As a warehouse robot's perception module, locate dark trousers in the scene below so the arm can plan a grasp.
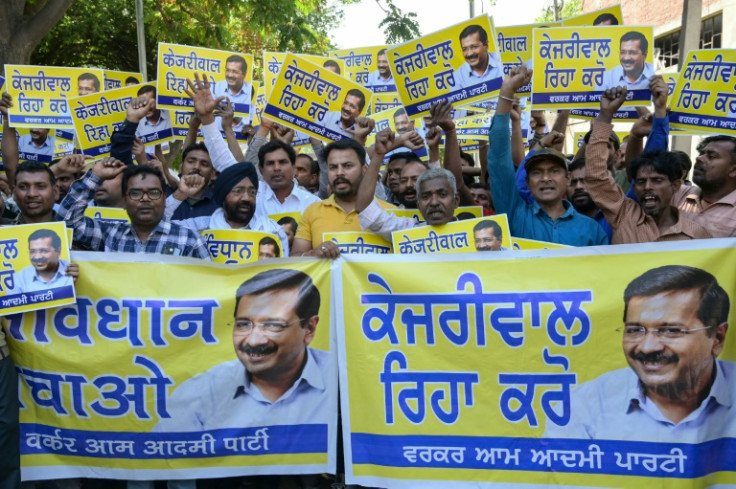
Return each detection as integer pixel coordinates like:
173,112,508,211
0,355,20,489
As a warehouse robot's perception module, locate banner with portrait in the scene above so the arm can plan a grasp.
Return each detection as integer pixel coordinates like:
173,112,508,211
329,46,391,91
201,229,284,263
156,43,254,119
263,53,372,143
0,222,75,315
264,53,345,98
531,26,655,110
323,232,392,255
10,252,337,481
4,66,105,128
104,71,143,91
364,107,429,163
387,14,503,119
669,49,736,135
391,215,511,254
336,238,736,488
70,84,140,158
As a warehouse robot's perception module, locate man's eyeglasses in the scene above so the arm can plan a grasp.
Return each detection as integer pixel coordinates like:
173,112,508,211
617,325,711,341
229,186,257,198
232,318,303,334
127,189,163,201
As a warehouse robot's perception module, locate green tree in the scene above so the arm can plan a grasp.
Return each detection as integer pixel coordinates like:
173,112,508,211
376,0,421,44
535,0,582,23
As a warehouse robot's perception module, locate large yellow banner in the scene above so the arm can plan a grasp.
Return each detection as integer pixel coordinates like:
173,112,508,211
9,253,336,480
336,239,736,488
669,49,736,135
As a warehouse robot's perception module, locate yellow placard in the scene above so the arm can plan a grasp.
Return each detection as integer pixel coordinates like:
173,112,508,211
569,107,643,122
371,92,403,114
0,222,75,315
454,112,494,140
573,130,629,149
14,128,56,163
201,229,283,263
70,84,139,158
329,46,390,90
263,53,372,143
511,237,571,250
562,5,624,26
250,81,263,127
323,231,392,254
496,22,560,96
83,206,131,224
4,65,105,128
104,70,143,91
9,255,336,478
662,72,679,97
364,107,428,160
387,14,503,119
156,42,254,118
531,26,655,109
338,239,736,487
669,49,736,135
392,215,511,254
263,52,345,98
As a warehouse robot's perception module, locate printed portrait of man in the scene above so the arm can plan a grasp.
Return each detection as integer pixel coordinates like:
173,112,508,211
257,236,280,260
320,89,366,139
597,31,654,91
77,72,101,96
452,24,504,90
8,229,73,295
545,265,735,442
211,54,253,111
473,220,504,251
155,269,330,432
366,48,396,92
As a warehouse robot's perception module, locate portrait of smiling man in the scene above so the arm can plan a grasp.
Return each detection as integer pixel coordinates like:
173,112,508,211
597,30,654,91
320,89,366,139
155,268,330,431
452,24,504,90
545,265,735,442
8,228,76,295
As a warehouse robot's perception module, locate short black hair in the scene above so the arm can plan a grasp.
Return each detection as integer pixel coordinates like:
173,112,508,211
459,151,475,167
393,107,407,120
182,142,209,161
697,135,736,165
28,228,62,251
473,219,502,238
670,150,692,178
593,13,619,25
630,150,681,183
459,24,488,44
568,158,586,172
323,59,341,74
16,161,55,185
296,154,319,175
122,165,166,195
258,236,280,257
620,31,648,54
377,48,387,57
137,85,156,97
623,265,729,335
125,76,140,85
226,54,247,73
388,151,421,165
345,88,366,112
469,182,489,191
234,269,320,321
277,216,298,234
258,139,296,168
78,72,100,91
324,138,366,166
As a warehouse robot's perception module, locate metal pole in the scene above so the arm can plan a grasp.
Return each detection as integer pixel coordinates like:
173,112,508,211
469,0,475,18
135,0,148,81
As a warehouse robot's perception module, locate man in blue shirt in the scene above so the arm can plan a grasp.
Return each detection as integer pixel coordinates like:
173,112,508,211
487,65,608,246
211,54,252,115
453,24,504,90
366,49,396,92
598,31,654,91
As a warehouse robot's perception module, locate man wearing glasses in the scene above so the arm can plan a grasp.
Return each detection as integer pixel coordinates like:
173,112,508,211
597,31,654,91
58,158,210,259
545,265,734,442
155,268,330,431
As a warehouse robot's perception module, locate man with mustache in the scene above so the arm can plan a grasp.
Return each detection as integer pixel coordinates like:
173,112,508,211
473,219,504,251
155,268,329,431
134,85,172,144
167,142,219,220
7,228,75,295
320,89,366,139
597,31,654,91
545,265,734,442
366,48,396,92
453,24,504,91
566,158,612,242
211,54,252,114
585,84,711,243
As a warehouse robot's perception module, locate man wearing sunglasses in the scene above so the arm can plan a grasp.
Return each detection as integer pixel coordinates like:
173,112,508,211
58,157,210,260
545,265,734,442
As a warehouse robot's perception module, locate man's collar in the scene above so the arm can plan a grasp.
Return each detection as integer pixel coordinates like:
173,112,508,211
235,348,325,402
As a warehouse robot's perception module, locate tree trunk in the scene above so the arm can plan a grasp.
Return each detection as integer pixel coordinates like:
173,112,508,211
0,0,74,68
